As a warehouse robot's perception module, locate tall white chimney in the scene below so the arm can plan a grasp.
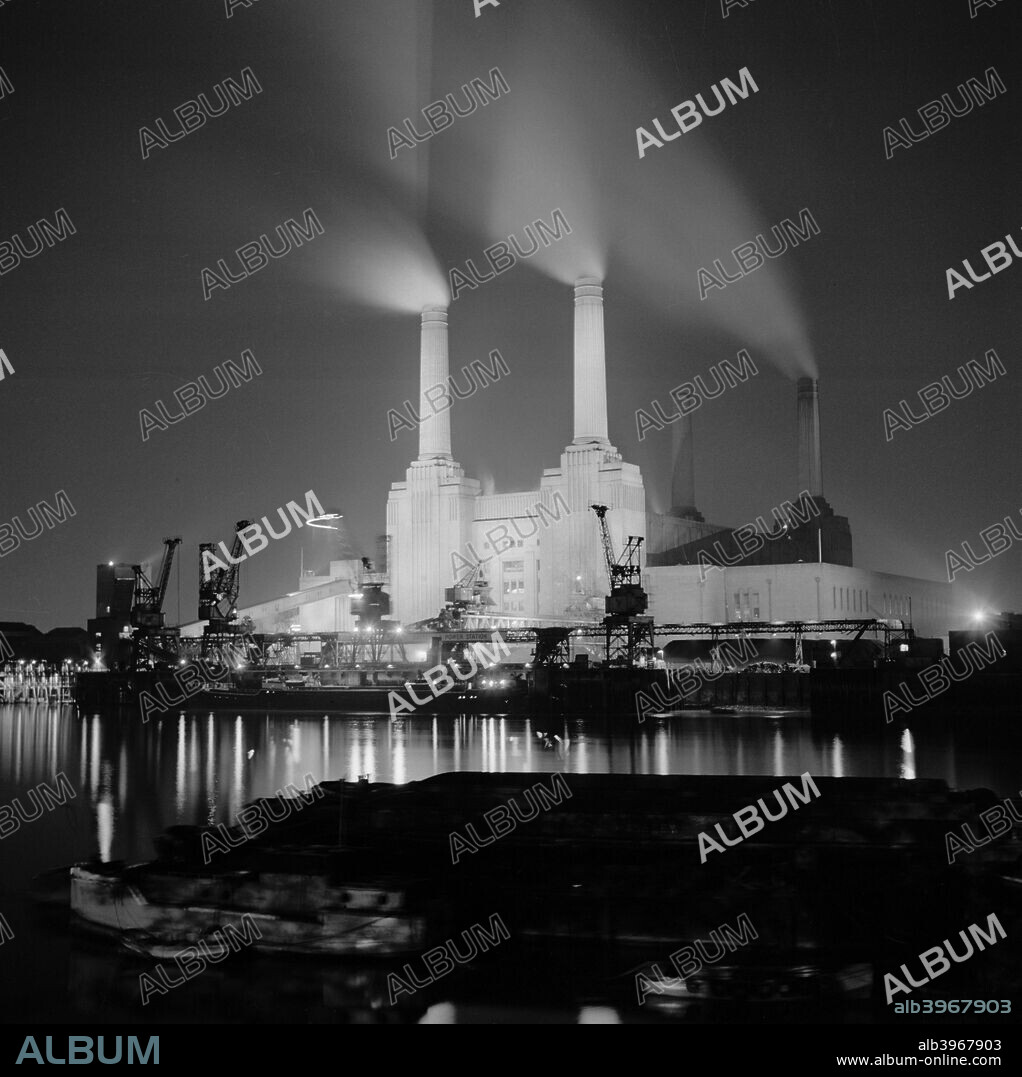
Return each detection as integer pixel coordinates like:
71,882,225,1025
418,305,451,460
573,277,609,445
797,377,823,497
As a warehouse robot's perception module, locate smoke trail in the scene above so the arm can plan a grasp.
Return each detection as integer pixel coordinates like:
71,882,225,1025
328,197,449,313
281,0,816,375
477,470,496,497
285,0,448,312
430,0,818,378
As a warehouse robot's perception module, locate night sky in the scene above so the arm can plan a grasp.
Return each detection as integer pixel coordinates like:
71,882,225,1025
0,0,1018,630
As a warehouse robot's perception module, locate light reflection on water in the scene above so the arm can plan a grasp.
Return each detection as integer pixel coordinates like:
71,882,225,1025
900,728,917,780
0,704,1013,876
0,704,1013,1025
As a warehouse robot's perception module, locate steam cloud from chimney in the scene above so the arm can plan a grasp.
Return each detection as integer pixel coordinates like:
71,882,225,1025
670,414,700,519
294,1,819,372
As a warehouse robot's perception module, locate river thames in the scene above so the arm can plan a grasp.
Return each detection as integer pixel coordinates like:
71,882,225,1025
0,705,1015,1024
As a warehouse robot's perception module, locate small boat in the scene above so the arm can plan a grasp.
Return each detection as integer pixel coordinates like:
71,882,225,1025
633,960,872,1012
71,860,428,957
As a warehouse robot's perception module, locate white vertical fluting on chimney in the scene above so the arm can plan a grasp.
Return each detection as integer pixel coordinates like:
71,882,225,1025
797,377,823,497
572,277,609,445
670,413,698,517
418,305,451,460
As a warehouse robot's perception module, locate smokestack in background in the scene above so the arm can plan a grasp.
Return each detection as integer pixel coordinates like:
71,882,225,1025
797,377,824,498
573,277,609,445
418,305,451,460
670,413,702,520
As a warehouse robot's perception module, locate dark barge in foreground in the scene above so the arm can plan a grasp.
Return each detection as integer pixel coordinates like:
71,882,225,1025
62,771,1022,1011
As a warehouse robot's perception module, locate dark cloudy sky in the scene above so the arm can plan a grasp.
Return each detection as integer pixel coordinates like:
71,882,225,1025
0,0,1018,630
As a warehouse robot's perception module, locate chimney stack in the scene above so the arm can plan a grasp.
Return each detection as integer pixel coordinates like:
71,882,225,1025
418,305,451,461
572,277,609,445
670,414,702,519
796,377,824,497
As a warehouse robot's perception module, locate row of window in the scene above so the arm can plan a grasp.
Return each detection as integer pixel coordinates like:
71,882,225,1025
833,586,869,613
830,587,915,618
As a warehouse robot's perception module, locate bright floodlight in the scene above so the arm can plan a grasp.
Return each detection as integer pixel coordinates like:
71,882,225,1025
972,610,985,623
306,510,344,530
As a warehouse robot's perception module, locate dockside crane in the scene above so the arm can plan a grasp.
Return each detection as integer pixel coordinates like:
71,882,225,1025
591,504,654,666
343,555,408,666
351,556,392,630
129,537,182,669
437,560,496,636
132,538,182,630
199,521,251,647
445,560,495,612
592,505,647,616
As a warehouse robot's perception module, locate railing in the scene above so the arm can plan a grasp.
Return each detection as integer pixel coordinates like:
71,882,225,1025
0,664,77,703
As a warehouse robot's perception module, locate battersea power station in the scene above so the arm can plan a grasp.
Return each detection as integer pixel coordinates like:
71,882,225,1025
379,278,960,641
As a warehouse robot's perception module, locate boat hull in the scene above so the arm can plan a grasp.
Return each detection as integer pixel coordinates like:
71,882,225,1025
194,685,526,713
70,864,427,957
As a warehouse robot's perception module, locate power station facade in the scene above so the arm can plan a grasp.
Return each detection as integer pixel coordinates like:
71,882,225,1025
384,278,962,641
387,279,651,627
